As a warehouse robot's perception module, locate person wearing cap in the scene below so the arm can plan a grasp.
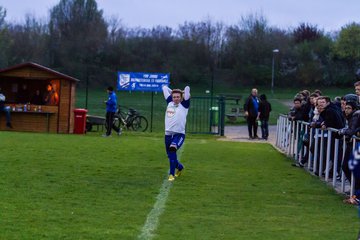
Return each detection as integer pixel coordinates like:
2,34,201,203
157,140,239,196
162,85,190,181
338,101,360,204
103,86,121,137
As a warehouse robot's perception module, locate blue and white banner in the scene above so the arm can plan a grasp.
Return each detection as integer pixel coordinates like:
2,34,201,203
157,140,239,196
117,72,169,92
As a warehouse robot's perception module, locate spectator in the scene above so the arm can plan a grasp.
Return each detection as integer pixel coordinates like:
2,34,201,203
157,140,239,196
31,89,44,105
244,88,260,139
316,96,345,177
355,81,360,103
44,83,59,105
340,96,346,113
333,96,342,110
289,97,309,167
17,83,30,104
314,89,322,96
0,87,13,128
300,92,320,166
258,94,272,140
317,96,345,130
308,93,319,121
301,90,312,119
338,101,360,204
288,97,308,122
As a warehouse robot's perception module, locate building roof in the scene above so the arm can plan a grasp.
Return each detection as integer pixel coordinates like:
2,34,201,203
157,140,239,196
0,62,80,82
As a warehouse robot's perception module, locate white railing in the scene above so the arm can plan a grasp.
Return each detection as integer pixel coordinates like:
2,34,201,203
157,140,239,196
276,114,360,196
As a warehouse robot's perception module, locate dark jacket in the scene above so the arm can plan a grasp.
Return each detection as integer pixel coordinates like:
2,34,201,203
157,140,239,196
289,105,309,122
244,95,259,118
343,110,360,137
320,102,345,129
259,100,272,120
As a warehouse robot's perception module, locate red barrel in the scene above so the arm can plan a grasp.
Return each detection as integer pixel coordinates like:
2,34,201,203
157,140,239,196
73,109,88,134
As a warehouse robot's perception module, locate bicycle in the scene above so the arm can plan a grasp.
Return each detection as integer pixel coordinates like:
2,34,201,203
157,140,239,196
106,105,148,132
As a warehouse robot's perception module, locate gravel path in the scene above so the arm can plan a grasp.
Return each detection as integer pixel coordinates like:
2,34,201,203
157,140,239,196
220,125,277,145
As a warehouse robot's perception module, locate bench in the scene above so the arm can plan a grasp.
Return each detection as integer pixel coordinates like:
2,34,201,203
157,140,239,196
86,115,105,132
226,107,246,123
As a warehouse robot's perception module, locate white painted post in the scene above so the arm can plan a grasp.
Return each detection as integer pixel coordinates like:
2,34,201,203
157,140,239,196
319,130,325,178
308,127,313,171
333,138,339,187
325,130,332,181
313,129,319,174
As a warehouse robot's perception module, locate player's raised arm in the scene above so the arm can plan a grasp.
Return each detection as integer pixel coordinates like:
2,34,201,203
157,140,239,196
162,85,172,100
183,86,190,100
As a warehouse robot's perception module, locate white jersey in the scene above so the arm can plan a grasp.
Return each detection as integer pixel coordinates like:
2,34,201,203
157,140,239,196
163,86,190,135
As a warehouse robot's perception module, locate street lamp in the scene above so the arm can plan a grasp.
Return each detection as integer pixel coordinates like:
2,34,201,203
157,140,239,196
271,49,279,95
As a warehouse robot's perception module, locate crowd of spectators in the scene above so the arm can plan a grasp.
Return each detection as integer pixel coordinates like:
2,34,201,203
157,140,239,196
287,81,360,205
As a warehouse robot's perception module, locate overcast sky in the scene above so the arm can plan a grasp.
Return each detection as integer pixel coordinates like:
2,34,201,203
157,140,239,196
1,0,360,32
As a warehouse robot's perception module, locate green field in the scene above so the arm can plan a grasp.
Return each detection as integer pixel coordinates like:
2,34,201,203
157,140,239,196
0,131,359,239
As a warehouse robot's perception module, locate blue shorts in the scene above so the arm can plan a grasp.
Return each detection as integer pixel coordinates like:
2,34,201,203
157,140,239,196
165,133,185,151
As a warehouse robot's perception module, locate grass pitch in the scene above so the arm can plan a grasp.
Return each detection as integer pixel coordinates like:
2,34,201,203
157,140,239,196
0,132,359,239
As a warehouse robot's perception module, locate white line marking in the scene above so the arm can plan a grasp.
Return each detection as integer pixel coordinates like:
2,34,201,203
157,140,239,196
137,147,184,240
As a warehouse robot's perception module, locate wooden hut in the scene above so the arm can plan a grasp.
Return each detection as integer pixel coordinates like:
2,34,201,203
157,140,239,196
0,62,79,133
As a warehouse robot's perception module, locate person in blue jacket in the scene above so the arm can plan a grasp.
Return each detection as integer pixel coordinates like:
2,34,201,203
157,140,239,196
104,86,121,137
244,88,260,139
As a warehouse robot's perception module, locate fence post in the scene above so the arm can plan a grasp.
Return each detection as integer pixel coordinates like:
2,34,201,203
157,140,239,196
351,139,356,196
333,138,339,187
319,130,325,178
308,127,313,171
275,118,281,146
341,137,346,192
219,96,225,136
325,130,332,181
313,129,319,174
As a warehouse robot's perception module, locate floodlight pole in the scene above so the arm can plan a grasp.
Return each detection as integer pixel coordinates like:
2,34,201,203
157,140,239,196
271,49,279,95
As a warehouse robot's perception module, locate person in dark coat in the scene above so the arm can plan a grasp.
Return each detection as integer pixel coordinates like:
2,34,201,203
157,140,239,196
288,97,308,122
258,94,272,140
244,88,260,139
318,96,345,130
316,96,345,177
338,101,360,204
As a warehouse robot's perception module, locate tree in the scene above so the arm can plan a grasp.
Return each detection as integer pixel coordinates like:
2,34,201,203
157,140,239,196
7,14,49,65
334,22,360,73
223,13,281,86
175,19,225,85
293,23,322,43
0,6,9,67
49,0,108,84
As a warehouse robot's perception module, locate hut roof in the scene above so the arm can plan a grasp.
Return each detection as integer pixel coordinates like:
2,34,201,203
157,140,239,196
0,62,80,82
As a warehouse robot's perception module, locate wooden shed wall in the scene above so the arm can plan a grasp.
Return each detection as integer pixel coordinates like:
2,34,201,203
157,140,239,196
0,64,77,134
0,105,58,133
58,80,68,133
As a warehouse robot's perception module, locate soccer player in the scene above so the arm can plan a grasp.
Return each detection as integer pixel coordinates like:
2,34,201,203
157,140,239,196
162,85,190,181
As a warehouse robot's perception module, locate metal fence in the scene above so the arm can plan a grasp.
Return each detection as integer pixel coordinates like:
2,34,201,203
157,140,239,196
276,114,360,196
187,96,225,135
